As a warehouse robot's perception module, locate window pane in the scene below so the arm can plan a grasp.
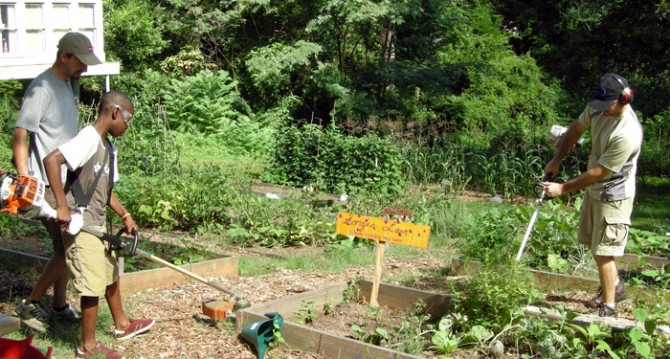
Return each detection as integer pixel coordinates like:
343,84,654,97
78,4,95,28
25,30,44,54
53,4,70,30
2,4,16,28
1,5,15,53
25,4,43,29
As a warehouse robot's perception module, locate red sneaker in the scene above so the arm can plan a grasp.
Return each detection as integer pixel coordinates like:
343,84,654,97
75,341,124,359
114,318,155,341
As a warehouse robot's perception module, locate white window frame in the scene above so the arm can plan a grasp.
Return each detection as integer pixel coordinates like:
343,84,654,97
0,1,103,63
0,0,118,80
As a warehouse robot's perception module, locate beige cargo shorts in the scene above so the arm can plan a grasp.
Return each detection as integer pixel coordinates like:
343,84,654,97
578,192,634,257
63,225,119,297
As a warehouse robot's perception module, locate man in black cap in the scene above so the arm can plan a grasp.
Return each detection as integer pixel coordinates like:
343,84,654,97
541,74,643,317
12,32,102,332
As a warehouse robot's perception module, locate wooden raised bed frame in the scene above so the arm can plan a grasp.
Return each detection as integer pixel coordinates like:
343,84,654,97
236,279,445,359
0,247,238,294
236,276,669,359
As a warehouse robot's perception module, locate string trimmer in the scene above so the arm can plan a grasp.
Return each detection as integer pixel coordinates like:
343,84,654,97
515,177,552,262
88,226,250,313
1,172,250,315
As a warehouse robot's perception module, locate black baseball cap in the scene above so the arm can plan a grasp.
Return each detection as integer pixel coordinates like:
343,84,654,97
588,73,629,111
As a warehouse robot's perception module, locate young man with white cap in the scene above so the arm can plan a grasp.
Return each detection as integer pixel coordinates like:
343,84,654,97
12,32,102,332
542,73,643,317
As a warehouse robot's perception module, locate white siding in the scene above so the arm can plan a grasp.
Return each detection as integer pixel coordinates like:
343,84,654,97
0,0,119,79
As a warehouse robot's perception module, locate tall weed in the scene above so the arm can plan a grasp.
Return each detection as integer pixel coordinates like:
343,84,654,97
399,135,584,199
161,69,251,134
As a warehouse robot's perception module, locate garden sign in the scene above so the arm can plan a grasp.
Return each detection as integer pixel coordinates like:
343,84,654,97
335,211,431,305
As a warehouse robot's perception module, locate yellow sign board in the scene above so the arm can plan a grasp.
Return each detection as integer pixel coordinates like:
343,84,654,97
335,212,430,248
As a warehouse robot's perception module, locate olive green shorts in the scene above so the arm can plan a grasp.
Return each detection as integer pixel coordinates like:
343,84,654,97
63,225,119,297
578,193,633,257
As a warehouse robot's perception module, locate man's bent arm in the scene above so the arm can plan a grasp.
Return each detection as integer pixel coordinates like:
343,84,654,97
12,128,30,176
543,164,611,198
545,121,587,178
43,150,70,223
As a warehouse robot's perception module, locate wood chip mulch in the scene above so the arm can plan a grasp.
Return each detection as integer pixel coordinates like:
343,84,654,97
115,267,375,358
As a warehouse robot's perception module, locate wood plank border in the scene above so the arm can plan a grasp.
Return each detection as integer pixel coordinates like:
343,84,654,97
0,247,238,294
621,253,669,268
236,281,423,359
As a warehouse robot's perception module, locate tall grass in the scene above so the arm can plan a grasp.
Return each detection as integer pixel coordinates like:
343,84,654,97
399,136,576,198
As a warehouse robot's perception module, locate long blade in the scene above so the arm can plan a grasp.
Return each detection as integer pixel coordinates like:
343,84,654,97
515,193,544,261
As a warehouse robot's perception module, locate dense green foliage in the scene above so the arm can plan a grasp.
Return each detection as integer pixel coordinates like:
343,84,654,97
2,3,670,357
0,80,22,169
2,0,670,217
6,0,670,191
161,70,251,134
263,124,405,194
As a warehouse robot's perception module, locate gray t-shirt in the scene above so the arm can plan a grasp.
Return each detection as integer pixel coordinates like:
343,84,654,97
15,69,79,185
577,105,643,201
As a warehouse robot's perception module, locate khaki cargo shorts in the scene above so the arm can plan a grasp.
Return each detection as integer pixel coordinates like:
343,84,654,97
63,225,119,297
578,193,633,257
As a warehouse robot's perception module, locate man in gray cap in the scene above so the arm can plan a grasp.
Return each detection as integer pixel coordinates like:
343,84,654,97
542,73,643,317
12,32,102,332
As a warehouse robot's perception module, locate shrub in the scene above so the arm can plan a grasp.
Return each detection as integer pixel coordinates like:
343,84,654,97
264,124,405,195
639,111,670,178
161,69,251,134
115,169,235,233
0,80,22,168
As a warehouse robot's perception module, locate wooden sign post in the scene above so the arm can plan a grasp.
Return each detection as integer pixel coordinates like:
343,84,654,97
335,210,430,306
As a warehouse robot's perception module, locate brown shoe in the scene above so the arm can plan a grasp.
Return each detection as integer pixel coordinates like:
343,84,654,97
75,341,124,359
585,281,627,309
591,303,617,318
114,318,155,341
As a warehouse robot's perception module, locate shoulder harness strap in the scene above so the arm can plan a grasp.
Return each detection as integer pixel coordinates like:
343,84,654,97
69,139,115,208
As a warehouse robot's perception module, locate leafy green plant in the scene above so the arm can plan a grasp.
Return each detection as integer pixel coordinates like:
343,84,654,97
629,265,670,291
566,322,618,358
161,69,251,135
627,228,670,258
268,321,286,349
293,300,318,325
263,123,405,195
458,206,521,264
623,308,670,358
348,300,430,354
341,281,360,305
323,302,333,316
451,266,542,332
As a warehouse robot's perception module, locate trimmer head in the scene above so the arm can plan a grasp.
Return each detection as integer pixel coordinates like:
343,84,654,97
202,297,251,320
